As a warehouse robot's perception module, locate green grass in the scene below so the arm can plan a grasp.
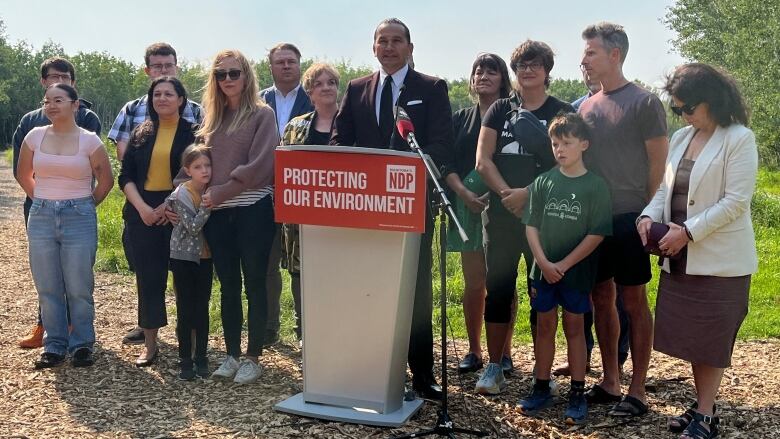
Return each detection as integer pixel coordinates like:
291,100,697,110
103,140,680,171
13,143,774,344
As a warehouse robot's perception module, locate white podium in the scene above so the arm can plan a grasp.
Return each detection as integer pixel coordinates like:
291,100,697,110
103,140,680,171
273,146,427,427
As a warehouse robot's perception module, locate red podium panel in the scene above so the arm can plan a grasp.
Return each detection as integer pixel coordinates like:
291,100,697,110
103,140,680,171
275,146,426,232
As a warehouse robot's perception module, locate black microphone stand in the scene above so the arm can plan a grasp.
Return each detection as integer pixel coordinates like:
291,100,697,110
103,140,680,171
392,131,488,439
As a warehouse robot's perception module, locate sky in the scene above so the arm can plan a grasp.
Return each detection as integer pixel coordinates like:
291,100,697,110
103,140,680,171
1,0,686,87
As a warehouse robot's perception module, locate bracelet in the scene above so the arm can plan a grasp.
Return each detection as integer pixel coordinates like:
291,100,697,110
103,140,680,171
683,225,693,241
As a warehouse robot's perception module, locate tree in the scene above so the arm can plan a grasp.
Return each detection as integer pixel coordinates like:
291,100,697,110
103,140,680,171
665,0,780,165
548,78,587,103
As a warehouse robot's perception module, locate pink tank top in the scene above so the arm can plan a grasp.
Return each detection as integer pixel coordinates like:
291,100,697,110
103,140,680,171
24,126,102,200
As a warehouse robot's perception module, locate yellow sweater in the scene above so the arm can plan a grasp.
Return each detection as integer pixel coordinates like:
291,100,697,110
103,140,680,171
145,118,178,191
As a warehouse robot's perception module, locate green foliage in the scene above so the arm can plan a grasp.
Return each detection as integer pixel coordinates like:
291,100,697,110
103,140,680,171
665,0,780,166
447,78,472,112
548,78,587,103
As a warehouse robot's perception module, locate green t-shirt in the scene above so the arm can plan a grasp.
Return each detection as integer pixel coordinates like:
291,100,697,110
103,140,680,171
523,168,612,292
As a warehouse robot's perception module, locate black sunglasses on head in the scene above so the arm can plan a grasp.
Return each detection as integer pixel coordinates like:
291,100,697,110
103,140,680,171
670,102,698,116
215,69,242,81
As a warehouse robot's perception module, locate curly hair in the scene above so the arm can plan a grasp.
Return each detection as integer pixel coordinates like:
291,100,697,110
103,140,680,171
664,63,749,127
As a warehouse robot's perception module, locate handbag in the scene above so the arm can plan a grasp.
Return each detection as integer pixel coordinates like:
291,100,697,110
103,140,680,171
644,222,682,260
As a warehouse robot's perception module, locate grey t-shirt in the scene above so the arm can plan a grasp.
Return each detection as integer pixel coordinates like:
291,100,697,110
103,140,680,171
579,82,667,214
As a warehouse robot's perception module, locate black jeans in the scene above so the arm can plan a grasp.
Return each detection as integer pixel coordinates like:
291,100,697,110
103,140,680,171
484,213,533,324
204,197,275,358
171,259,213,362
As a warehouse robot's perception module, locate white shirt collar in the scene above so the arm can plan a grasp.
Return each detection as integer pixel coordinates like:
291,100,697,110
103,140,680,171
273,83,301,98
378,64,409,88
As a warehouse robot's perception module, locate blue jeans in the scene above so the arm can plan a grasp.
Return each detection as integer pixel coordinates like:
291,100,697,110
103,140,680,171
27,197,97,356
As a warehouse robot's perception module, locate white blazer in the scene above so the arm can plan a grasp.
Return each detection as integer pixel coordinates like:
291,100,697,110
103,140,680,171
641,124,758,276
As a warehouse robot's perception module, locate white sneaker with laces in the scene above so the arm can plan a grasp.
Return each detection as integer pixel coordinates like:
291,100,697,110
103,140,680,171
233,359,262,385
211,356,240,380
475,363,507,395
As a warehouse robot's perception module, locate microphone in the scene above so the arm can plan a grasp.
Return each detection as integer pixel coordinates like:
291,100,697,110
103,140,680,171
389,84,406,148
395,106,415,140
395,107,441,180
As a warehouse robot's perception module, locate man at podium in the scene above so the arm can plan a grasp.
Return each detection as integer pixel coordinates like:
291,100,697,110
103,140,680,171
331,17,454,400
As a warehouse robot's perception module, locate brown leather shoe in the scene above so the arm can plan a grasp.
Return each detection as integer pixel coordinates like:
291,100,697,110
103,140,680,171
19,324,44,349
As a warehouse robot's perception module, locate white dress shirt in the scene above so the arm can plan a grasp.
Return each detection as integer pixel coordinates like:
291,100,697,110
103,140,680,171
375,64,409,124
274,84,301,137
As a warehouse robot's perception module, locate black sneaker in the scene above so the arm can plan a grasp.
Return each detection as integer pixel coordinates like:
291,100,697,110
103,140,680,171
194,358,209,379
179,360,196,381
71,348,94,368
122,327,145,345
262,330,279,348
34,352,65,369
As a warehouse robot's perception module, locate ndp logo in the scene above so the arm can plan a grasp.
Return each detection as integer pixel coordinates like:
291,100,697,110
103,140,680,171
386,165,416,193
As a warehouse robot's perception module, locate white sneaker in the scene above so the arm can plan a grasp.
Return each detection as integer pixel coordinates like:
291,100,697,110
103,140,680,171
233,359,262,385
211,356,240,381
475,363,507,395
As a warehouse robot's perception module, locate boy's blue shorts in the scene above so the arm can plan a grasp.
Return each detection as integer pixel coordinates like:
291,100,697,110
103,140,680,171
530,279,591,314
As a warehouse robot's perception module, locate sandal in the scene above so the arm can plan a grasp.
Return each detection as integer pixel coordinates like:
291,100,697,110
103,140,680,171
584,384,622,405
669,402,717,433
608,395,649,417
680,410,719,439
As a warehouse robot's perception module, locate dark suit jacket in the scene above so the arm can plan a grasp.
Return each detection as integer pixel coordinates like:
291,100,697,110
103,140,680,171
259,85,314,131
118,118,196,221
331,68,455,176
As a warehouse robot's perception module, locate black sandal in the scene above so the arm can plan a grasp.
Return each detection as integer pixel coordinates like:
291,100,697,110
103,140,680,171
669,402,717,433
608,395,649,417
584,384,622,405
680,410,719,439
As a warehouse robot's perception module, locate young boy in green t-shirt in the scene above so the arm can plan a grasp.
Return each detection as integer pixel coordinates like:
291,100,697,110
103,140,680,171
519,113,612,425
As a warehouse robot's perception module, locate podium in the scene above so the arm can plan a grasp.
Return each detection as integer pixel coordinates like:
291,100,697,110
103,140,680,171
273,146,427,427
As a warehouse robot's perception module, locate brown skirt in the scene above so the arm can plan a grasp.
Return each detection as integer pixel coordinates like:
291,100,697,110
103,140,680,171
654,270,750,368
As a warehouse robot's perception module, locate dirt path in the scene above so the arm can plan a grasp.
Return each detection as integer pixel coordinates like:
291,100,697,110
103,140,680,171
0,155,778,438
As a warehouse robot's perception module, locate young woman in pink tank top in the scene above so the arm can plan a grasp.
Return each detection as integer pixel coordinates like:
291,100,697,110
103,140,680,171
15,83,113,369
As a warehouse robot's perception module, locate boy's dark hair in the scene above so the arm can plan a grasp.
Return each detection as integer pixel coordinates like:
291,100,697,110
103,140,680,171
144,42,177,66
181,143,211,169
40,57,76,81
548,113,591,143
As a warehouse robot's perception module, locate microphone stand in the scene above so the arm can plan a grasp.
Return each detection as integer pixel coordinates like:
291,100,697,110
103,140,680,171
393,132,487,439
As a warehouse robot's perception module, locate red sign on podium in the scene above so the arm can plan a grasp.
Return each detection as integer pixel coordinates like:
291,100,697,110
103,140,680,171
274,146,427,232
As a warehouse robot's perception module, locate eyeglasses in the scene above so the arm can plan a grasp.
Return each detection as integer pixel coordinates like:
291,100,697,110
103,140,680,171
516,62,544,72
215,69,242,82
40,98,75,107
148,63,176,72
670,102,699,116
44,73,72,81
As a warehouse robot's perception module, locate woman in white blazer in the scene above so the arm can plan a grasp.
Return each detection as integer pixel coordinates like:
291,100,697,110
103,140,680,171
637,63,757,439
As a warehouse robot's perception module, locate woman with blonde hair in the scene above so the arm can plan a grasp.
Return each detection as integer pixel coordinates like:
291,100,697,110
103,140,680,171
190,49,279,384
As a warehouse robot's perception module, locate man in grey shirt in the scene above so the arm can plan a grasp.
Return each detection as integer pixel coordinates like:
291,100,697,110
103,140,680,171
578,22,668,417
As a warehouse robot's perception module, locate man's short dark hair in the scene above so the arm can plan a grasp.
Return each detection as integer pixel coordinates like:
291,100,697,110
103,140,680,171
144,42,177,67
40,57,75,82
267,43,302,64
582,22,629,63
548,113,591,143
509,40,555,87
374,18,411,43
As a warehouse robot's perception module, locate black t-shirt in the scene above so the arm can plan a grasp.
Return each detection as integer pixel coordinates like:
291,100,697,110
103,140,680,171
308,128,331,146
452,105,481,179
482,94,572,219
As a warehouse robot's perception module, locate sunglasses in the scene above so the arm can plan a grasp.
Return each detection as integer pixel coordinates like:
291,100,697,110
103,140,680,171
215,69,242,82
670,102,699,116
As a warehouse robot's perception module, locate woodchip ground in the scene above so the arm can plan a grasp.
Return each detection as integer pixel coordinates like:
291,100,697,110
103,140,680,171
0,158,778,438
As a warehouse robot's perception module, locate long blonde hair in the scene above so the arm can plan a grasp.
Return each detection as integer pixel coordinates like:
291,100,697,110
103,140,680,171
197,49,263,138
